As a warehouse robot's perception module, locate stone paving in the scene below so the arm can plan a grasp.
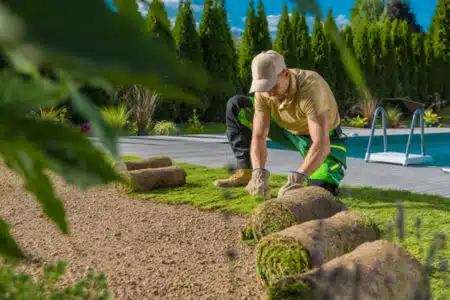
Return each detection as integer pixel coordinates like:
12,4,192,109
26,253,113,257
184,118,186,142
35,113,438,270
105,127,450,198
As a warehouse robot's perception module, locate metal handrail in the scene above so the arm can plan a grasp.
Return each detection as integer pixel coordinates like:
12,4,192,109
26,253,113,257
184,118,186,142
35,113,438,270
365,106,388,162
404,108,425,166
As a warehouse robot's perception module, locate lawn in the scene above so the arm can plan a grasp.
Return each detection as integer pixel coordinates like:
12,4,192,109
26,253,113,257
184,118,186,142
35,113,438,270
124,156,449,298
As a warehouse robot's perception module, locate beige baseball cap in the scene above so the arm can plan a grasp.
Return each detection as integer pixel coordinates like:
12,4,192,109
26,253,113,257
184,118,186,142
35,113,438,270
249,50,286,94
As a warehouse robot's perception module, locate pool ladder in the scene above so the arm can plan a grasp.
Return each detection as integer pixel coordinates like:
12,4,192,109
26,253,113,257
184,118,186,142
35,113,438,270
365,106,433,166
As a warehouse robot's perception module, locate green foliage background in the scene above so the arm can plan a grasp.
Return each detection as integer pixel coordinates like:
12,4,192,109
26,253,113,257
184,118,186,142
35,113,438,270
148,0,450,122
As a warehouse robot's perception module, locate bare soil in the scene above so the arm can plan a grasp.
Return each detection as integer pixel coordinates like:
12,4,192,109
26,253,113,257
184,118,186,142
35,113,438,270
0,165,266,299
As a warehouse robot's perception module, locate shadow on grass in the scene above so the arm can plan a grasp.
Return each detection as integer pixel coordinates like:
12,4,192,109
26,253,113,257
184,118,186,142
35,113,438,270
137,182,204,195
344,186,450,212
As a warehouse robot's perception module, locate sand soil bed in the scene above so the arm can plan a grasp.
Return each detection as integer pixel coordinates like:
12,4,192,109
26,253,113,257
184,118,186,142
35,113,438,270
0,165,265,299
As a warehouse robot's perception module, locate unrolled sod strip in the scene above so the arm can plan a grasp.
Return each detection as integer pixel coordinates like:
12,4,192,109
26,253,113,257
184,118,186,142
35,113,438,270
241,186,346,243
129,165,187,192
124,156,172,171
256,211,380,286
268,239,430,300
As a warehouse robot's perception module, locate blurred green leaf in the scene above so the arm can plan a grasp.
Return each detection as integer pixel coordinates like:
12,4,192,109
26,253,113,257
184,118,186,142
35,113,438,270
1,0,210,102
0,138,68,235
0,69,70,111
0,218,24,258
113,0,145,28
295,0,322,19
328,25,370,99
3,45,40,78
11,118,123,188
295,0,370,100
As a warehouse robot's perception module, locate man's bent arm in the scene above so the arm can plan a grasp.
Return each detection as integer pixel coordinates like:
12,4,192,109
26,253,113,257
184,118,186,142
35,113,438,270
297,113,330,175
250,110,270,169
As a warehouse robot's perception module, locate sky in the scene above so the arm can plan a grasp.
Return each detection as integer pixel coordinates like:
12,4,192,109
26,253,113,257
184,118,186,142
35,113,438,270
108,0,439,38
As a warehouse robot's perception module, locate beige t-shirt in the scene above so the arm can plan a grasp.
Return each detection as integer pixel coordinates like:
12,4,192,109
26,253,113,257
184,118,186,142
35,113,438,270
254,68,340,135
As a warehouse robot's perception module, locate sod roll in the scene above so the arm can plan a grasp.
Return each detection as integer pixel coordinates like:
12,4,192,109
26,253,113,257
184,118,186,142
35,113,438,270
125,156,172,171
241,186,346,243
269,240,430,300
256,211,380,286
129,165,186,192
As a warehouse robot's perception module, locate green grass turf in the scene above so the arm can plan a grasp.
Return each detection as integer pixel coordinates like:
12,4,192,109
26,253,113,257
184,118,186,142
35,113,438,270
123,156,449,298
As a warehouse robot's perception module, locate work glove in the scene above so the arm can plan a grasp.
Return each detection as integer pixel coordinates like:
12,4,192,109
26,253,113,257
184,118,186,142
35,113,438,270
277,171,308,197
245,168,271,198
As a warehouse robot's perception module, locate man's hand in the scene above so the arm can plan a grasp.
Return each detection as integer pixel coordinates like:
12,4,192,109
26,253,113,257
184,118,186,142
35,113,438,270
278,171,307,197
245,168,271,198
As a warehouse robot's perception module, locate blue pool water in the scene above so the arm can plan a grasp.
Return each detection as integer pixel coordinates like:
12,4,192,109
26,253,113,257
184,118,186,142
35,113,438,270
266,132,450,167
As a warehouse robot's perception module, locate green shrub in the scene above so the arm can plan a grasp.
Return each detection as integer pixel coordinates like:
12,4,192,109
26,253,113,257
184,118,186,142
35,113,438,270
151,121,178,135
186,109,204,134
100,104,131,131
28,107,68,124
0,261,111,299
385,105,403,128
344,115,368,128
424,110,442,127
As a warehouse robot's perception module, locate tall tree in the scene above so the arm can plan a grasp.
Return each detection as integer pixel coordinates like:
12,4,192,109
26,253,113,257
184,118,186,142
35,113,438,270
394,20,412,97
273,3,295,66
368,22,386,99
323,9,339,94
424,32,435,102
311,14,329,76
380,19,399,98
218,0,239,96
411,32,428,101
146,0,175,50
341,25,358,112
146,0,177,120
353,18,372,99
255,0,272,53
350,0,388,29
173,0,202,65
387,0,422,33
430,0,450,101
198,0,237,121
238,0,258,93
290,9,311,69
172,0,203,121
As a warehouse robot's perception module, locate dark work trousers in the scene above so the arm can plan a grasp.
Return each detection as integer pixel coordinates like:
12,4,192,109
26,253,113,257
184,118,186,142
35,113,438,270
226,95,253,169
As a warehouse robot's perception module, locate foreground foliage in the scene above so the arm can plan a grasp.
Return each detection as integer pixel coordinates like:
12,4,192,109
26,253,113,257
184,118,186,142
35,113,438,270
0,0,212,259
0,261,111,299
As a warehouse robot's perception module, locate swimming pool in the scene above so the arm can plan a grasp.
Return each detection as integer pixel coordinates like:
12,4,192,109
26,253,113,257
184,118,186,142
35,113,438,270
266,132,450,167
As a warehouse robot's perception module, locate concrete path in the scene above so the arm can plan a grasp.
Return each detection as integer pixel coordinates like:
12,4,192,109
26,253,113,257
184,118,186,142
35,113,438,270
341,126,450,136
110,131,450,198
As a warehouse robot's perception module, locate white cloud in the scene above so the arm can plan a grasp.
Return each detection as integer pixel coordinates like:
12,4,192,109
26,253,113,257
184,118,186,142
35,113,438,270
169,17,176,27
191,4,204,12
334,14,350,29
266,14,282,33
160,0,203,12
137,1,149,16
231,27,244,36
305,16,315,28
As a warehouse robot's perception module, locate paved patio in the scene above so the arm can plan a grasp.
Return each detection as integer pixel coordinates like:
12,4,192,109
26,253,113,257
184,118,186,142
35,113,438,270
111,127,450,198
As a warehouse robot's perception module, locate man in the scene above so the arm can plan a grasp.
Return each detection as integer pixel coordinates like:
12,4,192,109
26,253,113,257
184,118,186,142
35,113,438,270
214,50,347,198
